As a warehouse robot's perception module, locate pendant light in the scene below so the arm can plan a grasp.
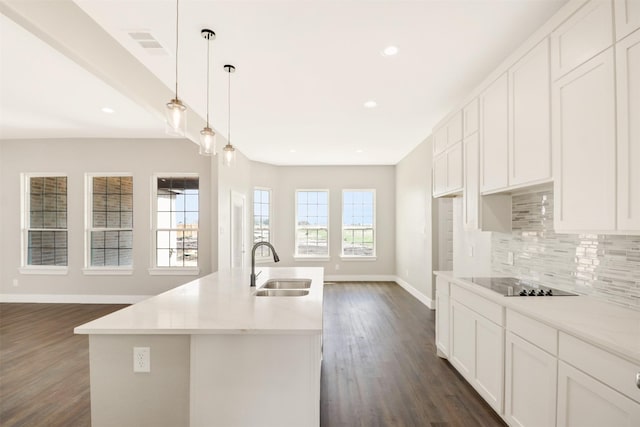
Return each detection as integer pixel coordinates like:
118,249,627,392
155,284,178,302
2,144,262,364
199,28,216,156
222,64,236,167
165,0,187,135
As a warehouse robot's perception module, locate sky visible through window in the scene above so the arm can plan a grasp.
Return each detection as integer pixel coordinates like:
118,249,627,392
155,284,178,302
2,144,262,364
343,191,374,227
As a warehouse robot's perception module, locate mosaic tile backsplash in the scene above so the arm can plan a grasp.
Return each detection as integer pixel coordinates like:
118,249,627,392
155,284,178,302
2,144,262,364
492,189,640,310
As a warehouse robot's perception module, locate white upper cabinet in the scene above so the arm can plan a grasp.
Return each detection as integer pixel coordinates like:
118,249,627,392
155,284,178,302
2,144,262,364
480,73,509,193
463,99,479,138
508,38,552,187
616,29,640,232
433,111,463,156
463,133,480,230
433,141,463,197
553,48,617,232
551,0,614,79
614,0,640,41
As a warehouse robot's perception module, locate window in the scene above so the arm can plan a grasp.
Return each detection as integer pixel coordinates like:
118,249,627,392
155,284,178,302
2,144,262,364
86,175,133,270
22,175,68,270
342,190,375,257
153,176,199,270
295,190,329,257
253,188,271,258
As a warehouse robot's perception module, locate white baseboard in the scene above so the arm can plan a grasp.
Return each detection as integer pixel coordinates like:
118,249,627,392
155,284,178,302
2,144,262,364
393,277,434,309
0,294,150,304
324,274,397,282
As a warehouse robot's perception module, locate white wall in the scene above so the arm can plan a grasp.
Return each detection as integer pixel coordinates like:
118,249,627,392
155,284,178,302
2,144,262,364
395,137,434,304
0,139,213,300
246,164,396,278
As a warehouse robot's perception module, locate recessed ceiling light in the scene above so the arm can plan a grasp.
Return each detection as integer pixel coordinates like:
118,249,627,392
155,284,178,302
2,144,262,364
356,149,364,153
363,100,377,108
289,149,296,153
381,46,399,56
101,107,115,114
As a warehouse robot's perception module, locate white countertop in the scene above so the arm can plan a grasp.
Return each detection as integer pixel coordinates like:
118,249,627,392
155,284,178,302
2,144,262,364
435,271,640,365
74,267,324,335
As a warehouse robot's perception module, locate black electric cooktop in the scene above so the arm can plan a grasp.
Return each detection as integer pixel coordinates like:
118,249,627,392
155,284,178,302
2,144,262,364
460,277,578,297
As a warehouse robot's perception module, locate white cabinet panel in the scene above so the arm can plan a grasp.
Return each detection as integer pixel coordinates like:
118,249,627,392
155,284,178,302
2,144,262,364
463,133,479,230
450,300,475,379
435,277,450,358
463,99,479,138
616,29,640,232
475,318,504,413
615,0,640,41
433,126,449,155
480,73,509,193
505,332,557,427
509,38,552,186
551,0,614,79
433,152,447,196
553,48,616,232
557,361,640,427
447,111,463,147
446,141,463,193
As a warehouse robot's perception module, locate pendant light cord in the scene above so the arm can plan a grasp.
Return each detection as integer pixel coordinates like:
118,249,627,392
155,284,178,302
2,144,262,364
227,67,232,144
175,0,179,98
205,35,210,126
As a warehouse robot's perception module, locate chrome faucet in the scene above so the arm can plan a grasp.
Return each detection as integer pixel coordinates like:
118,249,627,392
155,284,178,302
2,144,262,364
250,242,280,287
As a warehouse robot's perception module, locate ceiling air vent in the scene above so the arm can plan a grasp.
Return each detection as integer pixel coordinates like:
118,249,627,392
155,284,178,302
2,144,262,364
127,31,167,56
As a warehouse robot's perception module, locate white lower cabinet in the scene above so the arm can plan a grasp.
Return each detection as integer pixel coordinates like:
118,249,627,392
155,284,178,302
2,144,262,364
505,332,557,427
450,294,504,414
435,277,450,358
557,361,640,427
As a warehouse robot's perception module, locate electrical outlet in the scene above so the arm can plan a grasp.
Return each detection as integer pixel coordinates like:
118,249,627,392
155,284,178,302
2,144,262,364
507,251,514,266
468,245,474,257
335,264,340,270
12,279,19,287
133,347,150,373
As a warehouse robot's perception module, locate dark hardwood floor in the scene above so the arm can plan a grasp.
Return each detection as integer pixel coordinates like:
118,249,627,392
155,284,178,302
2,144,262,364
320,282,505,427
0,283,505,426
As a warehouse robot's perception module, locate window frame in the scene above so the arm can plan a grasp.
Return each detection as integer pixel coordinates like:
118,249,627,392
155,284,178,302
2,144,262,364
294,189,330,261
252,187,273,263
20,173,69,275
83,172,134,275
340,189,377,260
149,173,200,275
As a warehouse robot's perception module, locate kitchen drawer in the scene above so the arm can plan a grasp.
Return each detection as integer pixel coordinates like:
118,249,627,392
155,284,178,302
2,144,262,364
559,332,640,403
451,284,503,326
507,309,558,355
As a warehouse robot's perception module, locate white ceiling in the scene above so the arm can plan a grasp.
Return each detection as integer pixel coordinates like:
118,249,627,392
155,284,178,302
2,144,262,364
1,0,568,165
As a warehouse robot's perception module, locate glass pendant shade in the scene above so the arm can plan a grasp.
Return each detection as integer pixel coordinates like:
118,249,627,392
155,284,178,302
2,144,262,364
165,98,187,135
222,143,236,166
199,127,216,155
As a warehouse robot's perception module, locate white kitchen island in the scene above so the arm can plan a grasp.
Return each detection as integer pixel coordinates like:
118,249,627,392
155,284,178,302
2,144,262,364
74,267,324,427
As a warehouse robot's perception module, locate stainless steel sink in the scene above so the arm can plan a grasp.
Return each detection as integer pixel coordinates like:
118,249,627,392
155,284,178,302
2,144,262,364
262,279,312,289
255,289,310,297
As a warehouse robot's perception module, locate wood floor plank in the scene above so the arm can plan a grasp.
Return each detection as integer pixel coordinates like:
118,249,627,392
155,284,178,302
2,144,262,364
1,283,505,426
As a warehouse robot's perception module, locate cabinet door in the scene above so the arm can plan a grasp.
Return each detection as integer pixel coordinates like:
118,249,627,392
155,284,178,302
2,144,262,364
450,300,475,380
463,133,479,230
551,0,614,79
509,38,552,187
505,332,557,427
615,0,640,41
480,73,509,193
433,152,447,197
446,141,463,193
557,361,640,427
435,291,450,358
463,98,479,138
553,48,616,232
433,126,448,155
616,29,640,232
475,317,504,413
446,111,463,146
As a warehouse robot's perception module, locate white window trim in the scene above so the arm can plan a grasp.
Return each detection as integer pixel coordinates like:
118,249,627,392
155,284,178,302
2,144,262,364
253,187,273,263
84,172,134,274
294,189,330,259
149,173,200,274
341,189,377,258
20,173,69,274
